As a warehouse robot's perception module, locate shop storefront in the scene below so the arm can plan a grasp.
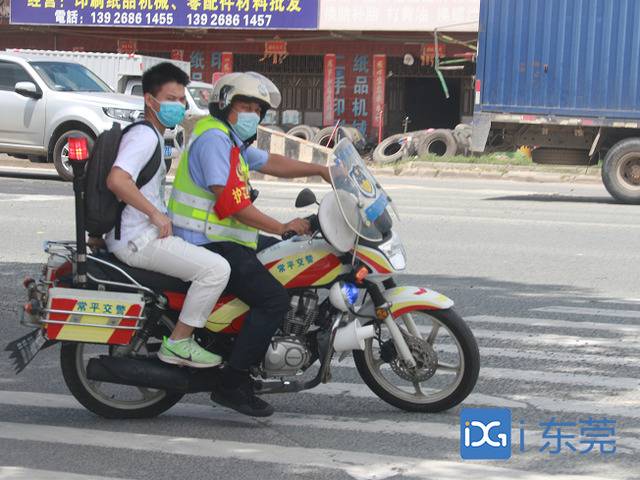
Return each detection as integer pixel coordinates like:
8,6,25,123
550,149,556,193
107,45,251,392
1,0,479,139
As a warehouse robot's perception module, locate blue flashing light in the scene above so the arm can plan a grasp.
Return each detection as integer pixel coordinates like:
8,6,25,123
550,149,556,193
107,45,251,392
342,282,359,305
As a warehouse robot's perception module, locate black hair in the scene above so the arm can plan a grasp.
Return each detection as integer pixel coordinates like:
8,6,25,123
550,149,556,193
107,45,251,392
142,62,190,96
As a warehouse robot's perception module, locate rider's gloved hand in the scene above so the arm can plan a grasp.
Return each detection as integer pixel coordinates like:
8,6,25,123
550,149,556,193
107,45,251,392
281,218,310,236
150,211,173,238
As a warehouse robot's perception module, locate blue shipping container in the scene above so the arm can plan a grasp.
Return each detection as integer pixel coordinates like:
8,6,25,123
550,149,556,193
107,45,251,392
476,0,640,120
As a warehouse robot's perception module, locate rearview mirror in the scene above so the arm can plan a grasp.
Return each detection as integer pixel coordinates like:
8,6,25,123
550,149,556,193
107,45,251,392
295,188,317,208
15,81,41,99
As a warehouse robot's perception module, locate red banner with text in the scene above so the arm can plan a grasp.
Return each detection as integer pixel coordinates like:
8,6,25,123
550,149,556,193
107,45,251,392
323,53,336,127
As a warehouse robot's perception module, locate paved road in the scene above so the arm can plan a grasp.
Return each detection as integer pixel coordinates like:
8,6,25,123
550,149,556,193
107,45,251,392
0,175,639,479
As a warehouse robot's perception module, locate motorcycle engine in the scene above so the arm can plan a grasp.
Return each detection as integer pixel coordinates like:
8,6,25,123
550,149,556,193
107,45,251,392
283,291,318,335
261,292,318,377
263,336,311,377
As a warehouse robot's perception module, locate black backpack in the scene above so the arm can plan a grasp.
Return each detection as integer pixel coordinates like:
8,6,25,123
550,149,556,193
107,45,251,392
84,121,162,240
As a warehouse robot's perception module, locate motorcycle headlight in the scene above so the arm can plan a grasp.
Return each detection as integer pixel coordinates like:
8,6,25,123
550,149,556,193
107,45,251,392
103,107,143,122
329,282,359,312
378,231,407,271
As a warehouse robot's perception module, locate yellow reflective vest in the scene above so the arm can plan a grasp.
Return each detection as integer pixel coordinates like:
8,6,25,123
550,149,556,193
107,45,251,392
167,116,258,249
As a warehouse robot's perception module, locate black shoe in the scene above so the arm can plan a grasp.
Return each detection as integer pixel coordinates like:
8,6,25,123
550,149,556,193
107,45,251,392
210,367,274,417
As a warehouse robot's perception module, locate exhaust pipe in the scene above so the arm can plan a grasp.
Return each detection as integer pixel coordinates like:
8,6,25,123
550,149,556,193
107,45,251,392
86,356,219,393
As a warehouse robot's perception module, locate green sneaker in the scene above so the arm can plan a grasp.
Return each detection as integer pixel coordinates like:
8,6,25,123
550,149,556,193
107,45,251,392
158,337,222,369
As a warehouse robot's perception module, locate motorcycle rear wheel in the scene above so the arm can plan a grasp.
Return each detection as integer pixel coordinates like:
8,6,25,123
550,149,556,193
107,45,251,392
353,308,479,413
60,315,184,419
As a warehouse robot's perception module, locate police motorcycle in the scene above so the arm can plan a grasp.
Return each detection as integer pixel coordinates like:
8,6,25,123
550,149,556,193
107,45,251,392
10,138,480,418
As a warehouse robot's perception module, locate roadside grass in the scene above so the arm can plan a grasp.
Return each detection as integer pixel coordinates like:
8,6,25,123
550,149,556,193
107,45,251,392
414,151,533,165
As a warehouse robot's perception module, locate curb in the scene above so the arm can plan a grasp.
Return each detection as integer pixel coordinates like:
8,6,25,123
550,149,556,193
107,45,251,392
0,159,602,185
371,162,602,184
0,166,63,181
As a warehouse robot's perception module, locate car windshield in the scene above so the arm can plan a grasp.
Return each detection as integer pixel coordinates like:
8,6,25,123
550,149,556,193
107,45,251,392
30,61,112,93
329,138,398,242
188,86,213,109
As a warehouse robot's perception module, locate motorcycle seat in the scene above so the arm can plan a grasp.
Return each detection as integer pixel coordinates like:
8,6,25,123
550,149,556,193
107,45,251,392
88,253,190,294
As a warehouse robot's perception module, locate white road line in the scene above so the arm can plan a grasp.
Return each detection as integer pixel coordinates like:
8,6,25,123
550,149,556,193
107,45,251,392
438,344,640,368
303,383,640,418
0,194,72,203
600,299,640,305
331,359,640,390
0,391,638,455
0,467,130,480
467,315,640,334
0,421,616,480
463,327,639,350
413,324,638,350
532,306,640,319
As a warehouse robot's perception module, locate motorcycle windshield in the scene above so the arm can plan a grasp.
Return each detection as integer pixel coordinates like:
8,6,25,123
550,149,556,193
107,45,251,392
329,138,398,242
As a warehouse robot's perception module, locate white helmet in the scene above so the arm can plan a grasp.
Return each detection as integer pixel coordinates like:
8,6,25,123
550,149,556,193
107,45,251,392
211,72,281,120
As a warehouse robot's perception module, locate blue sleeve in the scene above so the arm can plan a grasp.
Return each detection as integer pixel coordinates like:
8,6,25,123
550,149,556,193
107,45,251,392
242,145,269,171
188,130,233,188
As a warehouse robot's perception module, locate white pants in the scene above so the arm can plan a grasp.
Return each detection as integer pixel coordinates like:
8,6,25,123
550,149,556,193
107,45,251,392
114,236,230,329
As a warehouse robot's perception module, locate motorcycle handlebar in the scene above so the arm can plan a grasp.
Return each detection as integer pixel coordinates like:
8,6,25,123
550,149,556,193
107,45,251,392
281,215,320,241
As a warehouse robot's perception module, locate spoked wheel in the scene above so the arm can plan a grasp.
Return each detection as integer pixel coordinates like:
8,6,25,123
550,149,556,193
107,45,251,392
353,308,480,412
60,315,184,419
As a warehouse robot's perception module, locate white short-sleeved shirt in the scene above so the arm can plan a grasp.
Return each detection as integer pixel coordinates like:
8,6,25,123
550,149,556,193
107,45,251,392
104,124,165,253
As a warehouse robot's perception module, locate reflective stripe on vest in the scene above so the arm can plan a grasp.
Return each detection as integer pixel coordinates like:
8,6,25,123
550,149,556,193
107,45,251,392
167,116,258,249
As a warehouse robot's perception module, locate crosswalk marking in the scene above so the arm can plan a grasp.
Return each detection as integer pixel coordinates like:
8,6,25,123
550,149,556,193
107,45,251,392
467,314,640,334
1,390,638,455
300,383,640,419
0,421,616,480
460,327,639,350
532,306,640,319
458,344,639,367
332,359,640,390
0,467,131,480
413,323,639,350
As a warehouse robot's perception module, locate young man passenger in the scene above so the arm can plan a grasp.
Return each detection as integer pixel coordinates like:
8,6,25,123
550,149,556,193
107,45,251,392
105,63,230,368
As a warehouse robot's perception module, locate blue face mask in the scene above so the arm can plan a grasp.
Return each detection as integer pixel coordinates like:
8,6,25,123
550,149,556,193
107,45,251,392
232,111,260,141
152,97,186,128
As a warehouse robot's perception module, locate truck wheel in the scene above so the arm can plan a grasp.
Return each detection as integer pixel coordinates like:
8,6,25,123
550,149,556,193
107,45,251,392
602,138,640,204
52,129,95,181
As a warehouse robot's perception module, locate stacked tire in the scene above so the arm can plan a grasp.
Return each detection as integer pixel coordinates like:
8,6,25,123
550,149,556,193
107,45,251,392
286,125,319,141
414,129,458,157
372,133,415,164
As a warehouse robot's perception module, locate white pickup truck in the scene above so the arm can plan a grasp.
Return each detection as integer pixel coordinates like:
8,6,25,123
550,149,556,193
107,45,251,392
2,50,202,180
0,52,144,180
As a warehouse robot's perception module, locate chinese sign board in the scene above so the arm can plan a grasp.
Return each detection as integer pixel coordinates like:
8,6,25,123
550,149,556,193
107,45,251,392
370,54,386,131
188,49,232,83
323,52,387,139
322,54,336,126
10,0,319,29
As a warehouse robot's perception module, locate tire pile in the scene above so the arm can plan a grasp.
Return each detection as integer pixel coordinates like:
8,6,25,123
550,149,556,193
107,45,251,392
371,123,473,165
265,124,368,151
266,123,473,165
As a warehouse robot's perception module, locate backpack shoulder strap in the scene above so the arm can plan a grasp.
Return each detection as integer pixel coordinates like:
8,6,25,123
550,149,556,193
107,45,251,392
114,120,163,240
122,120,163,188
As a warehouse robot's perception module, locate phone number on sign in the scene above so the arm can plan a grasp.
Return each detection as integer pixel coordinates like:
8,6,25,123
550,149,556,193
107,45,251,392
90,11,175,25
186,13,273,27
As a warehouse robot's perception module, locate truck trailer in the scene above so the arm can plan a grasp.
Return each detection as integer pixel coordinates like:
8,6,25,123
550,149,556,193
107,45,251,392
471,0,640,203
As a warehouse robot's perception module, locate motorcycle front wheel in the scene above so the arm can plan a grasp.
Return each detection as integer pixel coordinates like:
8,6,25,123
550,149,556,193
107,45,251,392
353,308,479,412
60,315,184,419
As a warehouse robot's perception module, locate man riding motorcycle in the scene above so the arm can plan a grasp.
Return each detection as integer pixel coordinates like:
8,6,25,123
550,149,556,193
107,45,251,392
169,72,331,417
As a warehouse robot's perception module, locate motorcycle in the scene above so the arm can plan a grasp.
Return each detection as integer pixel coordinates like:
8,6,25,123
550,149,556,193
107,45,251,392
9,138,479,419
